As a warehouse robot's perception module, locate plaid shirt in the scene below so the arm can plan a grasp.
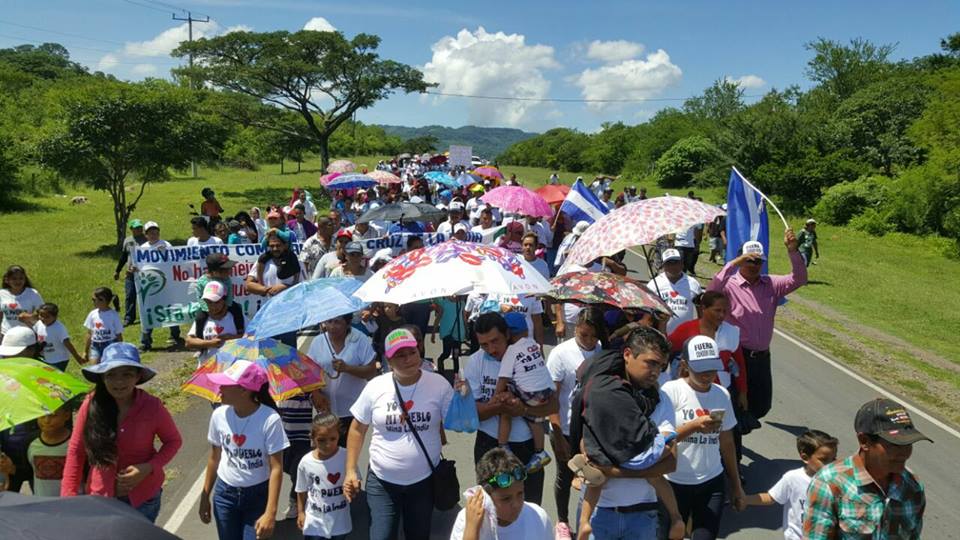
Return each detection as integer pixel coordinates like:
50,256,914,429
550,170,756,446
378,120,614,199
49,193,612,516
803,454,924,539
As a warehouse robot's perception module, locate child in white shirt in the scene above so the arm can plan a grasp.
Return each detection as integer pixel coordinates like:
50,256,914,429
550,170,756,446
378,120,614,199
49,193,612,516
35,303,84,371
296,413,354,540
745,429,839,540
83,287,123,364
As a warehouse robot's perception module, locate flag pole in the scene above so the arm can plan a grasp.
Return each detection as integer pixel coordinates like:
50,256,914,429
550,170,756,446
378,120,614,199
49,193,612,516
732,166,790,229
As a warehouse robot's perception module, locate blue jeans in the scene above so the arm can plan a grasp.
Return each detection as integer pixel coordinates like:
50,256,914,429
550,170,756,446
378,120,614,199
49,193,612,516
590,508,658,540
119,489,162,523
213,478,269,540
140,325,181,349
124,272,137,325
365,469,434,540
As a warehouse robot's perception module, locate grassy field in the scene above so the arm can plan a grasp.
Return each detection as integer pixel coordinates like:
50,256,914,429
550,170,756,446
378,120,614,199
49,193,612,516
1,157,956,415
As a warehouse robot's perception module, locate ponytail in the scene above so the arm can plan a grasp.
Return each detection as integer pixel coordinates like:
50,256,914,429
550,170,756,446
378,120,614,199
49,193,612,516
93,287,120,311
254,384,277,411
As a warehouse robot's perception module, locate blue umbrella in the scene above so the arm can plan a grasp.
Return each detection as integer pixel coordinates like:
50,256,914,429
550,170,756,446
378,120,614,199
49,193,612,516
424,171,458,188
246,278,367,338
326,173,377,190
456,172,482,186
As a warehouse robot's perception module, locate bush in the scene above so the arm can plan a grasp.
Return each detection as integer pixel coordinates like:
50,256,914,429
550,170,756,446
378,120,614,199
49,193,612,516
849,207,894,235
812,175,888,225
653,135,725,188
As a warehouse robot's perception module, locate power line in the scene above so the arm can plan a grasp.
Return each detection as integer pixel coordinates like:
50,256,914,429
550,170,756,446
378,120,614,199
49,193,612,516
422,90,763,103
0,20,127,46
122,0,175,14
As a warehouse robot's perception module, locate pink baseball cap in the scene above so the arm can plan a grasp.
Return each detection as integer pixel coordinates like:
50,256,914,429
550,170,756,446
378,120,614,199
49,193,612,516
384,328,418,359
206,360,268,393
202,281,227,302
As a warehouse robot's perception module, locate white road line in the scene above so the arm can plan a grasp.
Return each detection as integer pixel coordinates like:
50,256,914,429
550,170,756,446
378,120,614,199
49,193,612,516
161,469,206,534
774,328,960,441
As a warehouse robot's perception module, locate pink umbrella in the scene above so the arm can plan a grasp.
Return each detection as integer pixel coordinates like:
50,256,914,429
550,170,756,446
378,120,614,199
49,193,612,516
368,170,402,185
319,172,341,186
481,186,554,218
472,166,504,180
327,159,356,174
562,196,725,269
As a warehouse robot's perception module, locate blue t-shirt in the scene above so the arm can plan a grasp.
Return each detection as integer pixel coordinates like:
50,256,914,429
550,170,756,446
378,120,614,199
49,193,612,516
436,297,466,340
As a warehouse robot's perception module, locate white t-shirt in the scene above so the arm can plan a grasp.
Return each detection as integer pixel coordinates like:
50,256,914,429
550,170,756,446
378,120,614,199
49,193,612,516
497,337,552,394
35,320,70,365
450,501,553,540
295,448,353,538
307,331,376,418
525,257,550,280
329,266,374,282
546,338,601,435
463,351,532,442
436,219,470,238
661,379,737,485
254,258,298,287
674,226,696,248
187,236,223,247
598,390,676,508
349,371,453,485
188,312,242,366
207,404,290,488
768,467,812,540
526,221,553,247
0,287,43,334
495,295,543,336
713,322,741,389
83,309,123,343
312,252,343,280
647,273,703,334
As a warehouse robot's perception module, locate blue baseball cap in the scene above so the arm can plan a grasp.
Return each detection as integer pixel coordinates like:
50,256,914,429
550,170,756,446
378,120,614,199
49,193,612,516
504,312,528,335
81,342,157,384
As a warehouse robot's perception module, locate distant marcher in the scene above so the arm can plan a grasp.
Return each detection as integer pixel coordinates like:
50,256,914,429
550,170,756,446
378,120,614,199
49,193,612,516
707,231,806,421
214,221,231,244
138,221,182,351
186,282,245,368
707,213,726,265
187,216,223,247
35,303,85,371
287,208,317,242
247,230,301,298
798,219,820,267
226,220,248,245
200,187,224,224
83,287,124,364
804,398,930,539
26,403,75,497
329,242,373,281
1,264,43,338
647,249,703,335
114,219,146,326
299,217,335,276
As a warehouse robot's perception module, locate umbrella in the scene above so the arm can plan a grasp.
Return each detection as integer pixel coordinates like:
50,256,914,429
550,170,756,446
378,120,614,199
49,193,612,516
0,492,180,540
327,159,356,173
0,357,91,428
319,172,341,186
424,171,459,188
357,201,448,224
368,170,402,185
325,173,377,190
562,196,726,269
356,240,553,304
397,153,412,159
182,337,324,402
481,186,553,218
456,172,483,187
472,165,503,180
535,184,571,205
545,271,673,316
469,183,485,193
247,278,367,338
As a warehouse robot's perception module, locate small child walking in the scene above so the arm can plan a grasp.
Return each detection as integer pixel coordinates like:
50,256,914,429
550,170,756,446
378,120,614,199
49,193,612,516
83,287,123,364
35,303,84,371
745,429,839,540
295,413,353,540
27,403,75,497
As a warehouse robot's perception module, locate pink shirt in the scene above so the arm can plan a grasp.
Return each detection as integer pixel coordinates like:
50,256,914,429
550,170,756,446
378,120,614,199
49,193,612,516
61,389,182,508
707,251,807,350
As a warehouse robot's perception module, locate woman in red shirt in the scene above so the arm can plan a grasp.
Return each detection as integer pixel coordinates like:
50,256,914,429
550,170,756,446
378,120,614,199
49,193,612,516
61,342,182,523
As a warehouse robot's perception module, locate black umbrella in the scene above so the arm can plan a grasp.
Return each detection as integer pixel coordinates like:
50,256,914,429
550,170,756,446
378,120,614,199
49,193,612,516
0,493,181,540
356,202,447,224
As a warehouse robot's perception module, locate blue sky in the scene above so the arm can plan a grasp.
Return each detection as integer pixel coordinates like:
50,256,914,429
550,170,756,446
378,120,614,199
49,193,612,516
3,1,957,134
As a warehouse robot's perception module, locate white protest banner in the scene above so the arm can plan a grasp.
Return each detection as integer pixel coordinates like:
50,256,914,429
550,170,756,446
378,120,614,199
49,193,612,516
449,145,472,168
361,231,484,255
133,243,301,330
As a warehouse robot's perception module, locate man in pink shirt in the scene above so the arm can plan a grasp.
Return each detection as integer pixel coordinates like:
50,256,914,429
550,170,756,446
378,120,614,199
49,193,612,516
707,229,806,421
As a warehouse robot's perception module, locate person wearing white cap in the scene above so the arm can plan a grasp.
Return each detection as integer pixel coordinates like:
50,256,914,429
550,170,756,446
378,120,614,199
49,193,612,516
186,281,246,367
553,220,590,269
137,221,182,352
452,222,469,241
707,228,806,421
647,248,703,335
0,325,40,358
798,219,819,267
661,335,745,539
436,200,469,238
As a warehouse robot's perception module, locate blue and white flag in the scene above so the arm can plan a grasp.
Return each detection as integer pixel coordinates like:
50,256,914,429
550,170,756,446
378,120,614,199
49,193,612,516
559,179,609,225
725,167,769,273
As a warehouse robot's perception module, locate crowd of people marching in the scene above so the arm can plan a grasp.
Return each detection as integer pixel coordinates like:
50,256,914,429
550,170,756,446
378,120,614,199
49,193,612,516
0,160,927,540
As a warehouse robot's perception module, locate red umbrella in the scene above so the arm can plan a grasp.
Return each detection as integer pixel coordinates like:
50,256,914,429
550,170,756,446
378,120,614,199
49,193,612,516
535,184,570,205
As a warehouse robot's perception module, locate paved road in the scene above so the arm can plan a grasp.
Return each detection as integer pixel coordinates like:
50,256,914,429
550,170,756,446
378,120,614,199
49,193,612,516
158,254,960,539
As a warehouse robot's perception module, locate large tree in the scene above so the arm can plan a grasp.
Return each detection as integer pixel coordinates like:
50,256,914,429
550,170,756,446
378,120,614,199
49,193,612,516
173,30,432,170
804,37,896,100
38,82,227,249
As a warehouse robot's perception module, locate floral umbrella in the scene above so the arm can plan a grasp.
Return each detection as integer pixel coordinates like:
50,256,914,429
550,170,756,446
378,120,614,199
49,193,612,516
319,172,341,186
0,357,92,427
327,159,356,173
545,271,673,316
480,186,553,218
562,196,726,269
368,170,402,185
472,165,504,180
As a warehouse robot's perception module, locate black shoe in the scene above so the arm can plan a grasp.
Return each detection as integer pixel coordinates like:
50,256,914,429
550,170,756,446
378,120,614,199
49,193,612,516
139,344,151,353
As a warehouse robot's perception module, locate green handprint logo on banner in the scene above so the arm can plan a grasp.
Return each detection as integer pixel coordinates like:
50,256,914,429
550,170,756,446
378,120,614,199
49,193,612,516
138,269,167,303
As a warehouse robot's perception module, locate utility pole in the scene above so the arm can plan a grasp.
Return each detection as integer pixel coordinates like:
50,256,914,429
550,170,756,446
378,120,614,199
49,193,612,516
173,11,209,178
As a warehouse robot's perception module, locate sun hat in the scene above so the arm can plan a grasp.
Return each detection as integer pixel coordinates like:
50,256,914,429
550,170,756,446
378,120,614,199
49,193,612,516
741,241,766,260
128,219,144,229
681,335,724,373
504,312,528,335
855,398,932,445
662,248,682,262
202,281,227,302
384,328,418,359
206,360,268,393
81,342,157,384
144,221,160,231
0,327,38,357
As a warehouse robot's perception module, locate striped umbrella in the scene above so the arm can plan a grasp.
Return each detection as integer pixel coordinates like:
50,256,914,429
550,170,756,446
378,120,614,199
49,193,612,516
325,173,377,190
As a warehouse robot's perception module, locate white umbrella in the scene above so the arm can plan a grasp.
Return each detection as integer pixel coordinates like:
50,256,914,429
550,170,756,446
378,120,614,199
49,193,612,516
356,241,552,304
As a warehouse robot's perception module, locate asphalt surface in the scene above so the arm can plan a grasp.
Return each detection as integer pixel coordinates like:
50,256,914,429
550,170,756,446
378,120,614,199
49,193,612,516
157,253,960,539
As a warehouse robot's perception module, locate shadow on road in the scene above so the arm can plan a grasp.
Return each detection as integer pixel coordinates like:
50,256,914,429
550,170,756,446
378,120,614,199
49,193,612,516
765,421,811,438
721,447,800,537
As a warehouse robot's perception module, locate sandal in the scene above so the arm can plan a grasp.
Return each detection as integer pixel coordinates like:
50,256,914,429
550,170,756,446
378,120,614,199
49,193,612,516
567,454,607,487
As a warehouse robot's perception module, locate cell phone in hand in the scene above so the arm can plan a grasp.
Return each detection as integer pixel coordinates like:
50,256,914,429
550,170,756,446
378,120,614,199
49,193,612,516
709,409,725,422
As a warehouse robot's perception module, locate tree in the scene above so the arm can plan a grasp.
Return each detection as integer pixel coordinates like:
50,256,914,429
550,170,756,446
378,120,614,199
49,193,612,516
173,30,432,170
683,79,745,123
804,37,896,100
38,82,227,249
399,135,439,155
0,136,20,209
0,43,87,80
653,135,726,188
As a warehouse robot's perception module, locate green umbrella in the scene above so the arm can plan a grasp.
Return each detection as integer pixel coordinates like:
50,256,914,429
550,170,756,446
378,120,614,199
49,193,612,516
0,357,92,428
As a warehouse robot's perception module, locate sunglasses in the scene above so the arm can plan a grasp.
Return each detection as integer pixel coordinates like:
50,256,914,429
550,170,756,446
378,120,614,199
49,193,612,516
486,466,527,489
744,259,764,265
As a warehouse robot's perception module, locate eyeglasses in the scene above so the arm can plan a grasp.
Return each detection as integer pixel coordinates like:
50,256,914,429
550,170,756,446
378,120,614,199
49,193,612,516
486,466,527,489
744,259,763,266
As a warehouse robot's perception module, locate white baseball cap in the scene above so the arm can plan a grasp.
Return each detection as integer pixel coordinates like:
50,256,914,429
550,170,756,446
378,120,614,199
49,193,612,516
682,335,724,373
662,248,682,262
202,281,227,302
449,201,464,212
741,241,766,260
144,221,160,231
0,326,37,356
573,221,590,235
453,223,467,234
410,196,424,204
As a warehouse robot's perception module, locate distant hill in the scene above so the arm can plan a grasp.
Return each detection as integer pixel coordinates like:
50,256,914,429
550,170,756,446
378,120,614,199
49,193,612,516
377,125,539,160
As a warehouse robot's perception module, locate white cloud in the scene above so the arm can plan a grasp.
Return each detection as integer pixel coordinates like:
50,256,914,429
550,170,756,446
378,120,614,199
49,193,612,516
123,22,251,57
585,40,644,63
97,53,119,71
131,64,158,76
303,17,336,32
573,49,682,111
725,74,766,89
423,27,560,128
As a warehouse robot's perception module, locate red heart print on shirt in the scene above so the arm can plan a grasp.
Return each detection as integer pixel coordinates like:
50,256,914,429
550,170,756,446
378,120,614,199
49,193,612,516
215,325,225,334
232,434,247,446
694,408,709,417
404,400,415,411
95,322,103,329
8,303,17,310
327,472,341,484
669,291,679,298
